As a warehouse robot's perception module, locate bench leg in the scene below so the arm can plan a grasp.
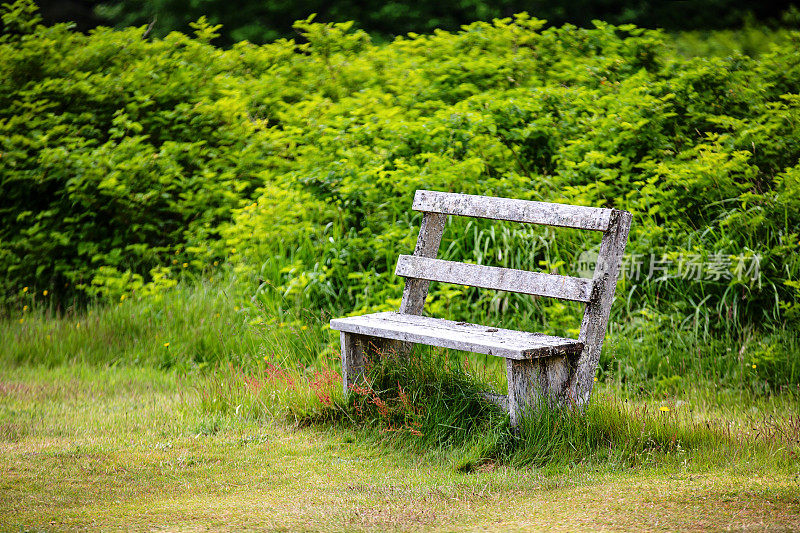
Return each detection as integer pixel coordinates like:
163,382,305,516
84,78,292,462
340,332,402,394
506,355,578,427
340,332,367,394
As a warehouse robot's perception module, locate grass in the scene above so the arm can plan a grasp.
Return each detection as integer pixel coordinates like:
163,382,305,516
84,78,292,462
3,277,333,373
2,364,799,531
201,344,800,473
2,282,799,530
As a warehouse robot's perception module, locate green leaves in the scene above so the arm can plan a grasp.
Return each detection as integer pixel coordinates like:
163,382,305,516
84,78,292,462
0,3,269,304
1,0,799,331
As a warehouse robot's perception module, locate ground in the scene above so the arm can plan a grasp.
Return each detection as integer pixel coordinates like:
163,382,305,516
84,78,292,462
2,366,798,532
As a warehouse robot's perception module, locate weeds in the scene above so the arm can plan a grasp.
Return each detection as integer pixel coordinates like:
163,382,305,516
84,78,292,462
198,359,343,422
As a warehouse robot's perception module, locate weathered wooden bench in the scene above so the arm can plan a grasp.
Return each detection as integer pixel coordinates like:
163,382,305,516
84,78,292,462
330,190,632,426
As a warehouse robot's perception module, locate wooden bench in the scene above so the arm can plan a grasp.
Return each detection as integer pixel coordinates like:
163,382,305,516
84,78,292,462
330,190,632,426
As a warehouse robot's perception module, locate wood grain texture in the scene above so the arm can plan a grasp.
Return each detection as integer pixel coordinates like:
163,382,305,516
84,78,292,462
340,332,399,395
331,312,583,360
398,212,447,315
506,354,578,426
572,209,633,405
340,331,366,395
413,190,612,231
395,255,592,302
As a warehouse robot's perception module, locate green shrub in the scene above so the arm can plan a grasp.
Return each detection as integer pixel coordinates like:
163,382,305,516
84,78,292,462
2,1,799,358
0,7,274,304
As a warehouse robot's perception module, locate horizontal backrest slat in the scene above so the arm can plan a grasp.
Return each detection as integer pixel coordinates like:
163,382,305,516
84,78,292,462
395,255,592,303
413,190,612,231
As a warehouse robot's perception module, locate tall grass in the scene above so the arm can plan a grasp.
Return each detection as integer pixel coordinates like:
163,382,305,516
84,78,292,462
4,272,797,392
1,278,263,369
3,274,798,471
198,338,799,472
244,210,800,391
332,347,797,471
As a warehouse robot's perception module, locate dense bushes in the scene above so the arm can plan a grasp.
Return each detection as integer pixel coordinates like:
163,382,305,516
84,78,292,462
2,0,799,346
1,4,272,302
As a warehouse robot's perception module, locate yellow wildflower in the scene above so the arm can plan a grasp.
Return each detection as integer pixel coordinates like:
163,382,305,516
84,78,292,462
172,259,178,264
163,342,170,348
23,286,28,293
42,290,48,296
593,377,598,382
230,248,237,254
752,364,757,369
23,305,28,312
18,318,23,324
120,294,126,301
182,262,188,268
660,406,670,412
213,261,218,266
234,306,240,312
76,323,80,328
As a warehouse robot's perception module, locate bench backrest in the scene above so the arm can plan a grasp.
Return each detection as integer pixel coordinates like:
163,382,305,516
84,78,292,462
396,190,632,386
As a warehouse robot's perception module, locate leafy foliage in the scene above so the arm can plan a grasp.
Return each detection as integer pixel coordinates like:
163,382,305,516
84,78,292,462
1,8,271,302
2,1,799,351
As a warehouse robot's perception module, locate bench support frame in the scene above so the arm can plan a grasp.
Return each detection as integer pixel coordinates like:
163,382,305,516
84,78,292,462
340,331,367,394
506,354,579,426
341,332,397,394
573,209,632,404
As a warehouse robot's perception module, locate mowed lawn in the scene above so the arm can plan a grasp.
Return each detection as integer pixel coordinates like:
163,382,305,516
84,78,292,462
2,365,799,532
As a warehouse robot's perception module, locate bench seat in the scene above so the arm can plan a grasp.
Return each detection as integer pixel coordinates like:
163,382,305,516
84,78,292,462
330,311,583,360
